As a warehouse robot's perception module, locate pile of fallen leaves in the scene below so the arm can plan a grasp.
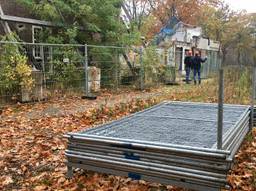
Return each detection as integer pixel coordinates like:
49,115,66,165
228,130,256,191
0,82,255,191
1,97,185,191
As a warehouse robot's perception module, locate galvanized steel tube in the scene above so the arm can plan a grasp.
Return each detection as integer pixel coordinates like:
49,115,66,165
217,68,224,150
65,133,230,155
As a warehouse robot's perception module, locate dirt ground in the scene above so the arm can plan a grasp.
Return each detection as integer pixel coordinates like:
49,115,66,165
0,85,182,120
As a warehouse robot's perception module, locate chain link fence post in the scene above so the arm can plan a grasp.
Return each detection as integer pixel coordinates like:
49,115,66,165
217,57,224,150
250,65,256,130
84,44,89,96
139,47,144,90
41,45,46,91
115,48,119,91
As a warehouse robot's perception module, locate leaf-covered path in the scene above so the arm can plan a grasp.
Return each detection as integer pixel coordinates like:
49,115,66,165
0,83,255,191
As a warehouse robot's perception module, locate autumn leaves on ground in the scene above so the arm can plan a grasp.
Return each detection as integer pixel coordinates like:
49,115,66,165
1,82,255,191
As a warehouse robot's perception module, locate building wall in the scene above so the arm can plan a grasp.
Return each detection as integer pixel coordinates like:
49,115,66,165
157,21,220,78
198,38,220,51
0,0,32,17
171,24,202,44
0,22,4,34
0,0,35,42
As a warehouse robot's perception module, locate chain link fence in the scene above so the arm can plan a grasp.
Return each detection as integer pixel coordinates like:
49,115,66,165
0,42,87,105
0,41,221,105
0,42,159,105
221,49,256,106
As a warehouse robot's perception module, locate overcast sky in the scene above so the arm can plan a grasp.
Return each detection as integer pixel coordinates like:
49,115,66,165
225,0,256,13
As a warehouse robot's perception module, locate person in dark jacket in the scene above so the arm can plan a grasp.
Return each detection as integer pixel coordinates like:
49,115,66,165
184,50,193,84
192,52,207,85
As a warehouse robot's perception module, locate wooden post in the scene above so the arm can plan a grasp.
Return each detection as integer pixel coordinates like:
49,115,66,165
0,3,12,34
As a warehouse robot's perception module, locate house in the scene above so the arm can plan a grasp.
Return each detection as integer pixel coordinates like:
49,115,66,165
0,0,53,40
248,13,256,39
0,0,59,65
154,16,220,77
0,0,60,101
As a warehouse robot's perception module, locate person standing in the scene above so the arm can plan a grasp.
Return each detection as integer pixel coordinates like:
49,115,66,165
192,52,207,85
184,50,193,84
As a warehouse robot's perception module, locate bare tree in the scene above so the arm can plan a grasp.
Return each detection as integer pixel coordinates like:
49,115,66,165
121,0,153,30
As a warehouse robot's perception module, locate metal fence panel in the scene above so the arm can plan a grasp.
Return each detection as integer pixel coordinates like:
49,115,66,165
0,42,145,105
0,41,222,105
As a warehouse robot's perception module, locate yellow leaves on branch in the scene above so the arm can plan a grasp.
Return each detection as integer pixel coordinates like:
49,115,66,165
16,62,34,90
9,54,34,90
3,65,16,81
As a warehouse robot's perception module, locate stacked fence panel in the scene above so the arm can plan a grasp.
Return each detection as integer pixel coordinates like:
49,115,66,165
65,101,251,191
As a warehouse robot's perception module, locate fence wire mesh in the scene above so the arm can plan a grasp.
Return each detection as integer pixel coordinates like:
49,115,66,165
0,42,166,105
0,41,231,106
0,42,87,104
208,52,256,106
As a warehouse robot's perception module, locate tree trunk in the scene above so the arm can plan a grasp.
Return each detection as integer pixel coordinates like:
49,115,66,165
122,53,136,77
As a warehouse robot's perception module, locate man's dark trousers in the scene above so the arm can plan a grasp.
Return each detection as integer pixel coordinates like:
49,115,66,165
185,66,191,83
193,68,201,84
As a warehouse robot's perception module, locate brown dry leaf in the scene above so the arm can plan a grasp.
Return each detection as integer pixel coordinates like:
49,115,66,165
34,185,47,191
0,84,256,191
1,176,14,186
57,177,66,184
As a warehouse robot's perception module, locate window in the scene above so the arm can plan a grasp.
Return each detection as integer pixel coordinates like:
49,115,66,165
32,26,43,59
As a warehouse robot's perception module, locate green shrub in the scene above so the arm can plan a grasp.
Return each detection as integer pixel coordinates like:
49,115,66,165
0,40,33,96
142,46,164,85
